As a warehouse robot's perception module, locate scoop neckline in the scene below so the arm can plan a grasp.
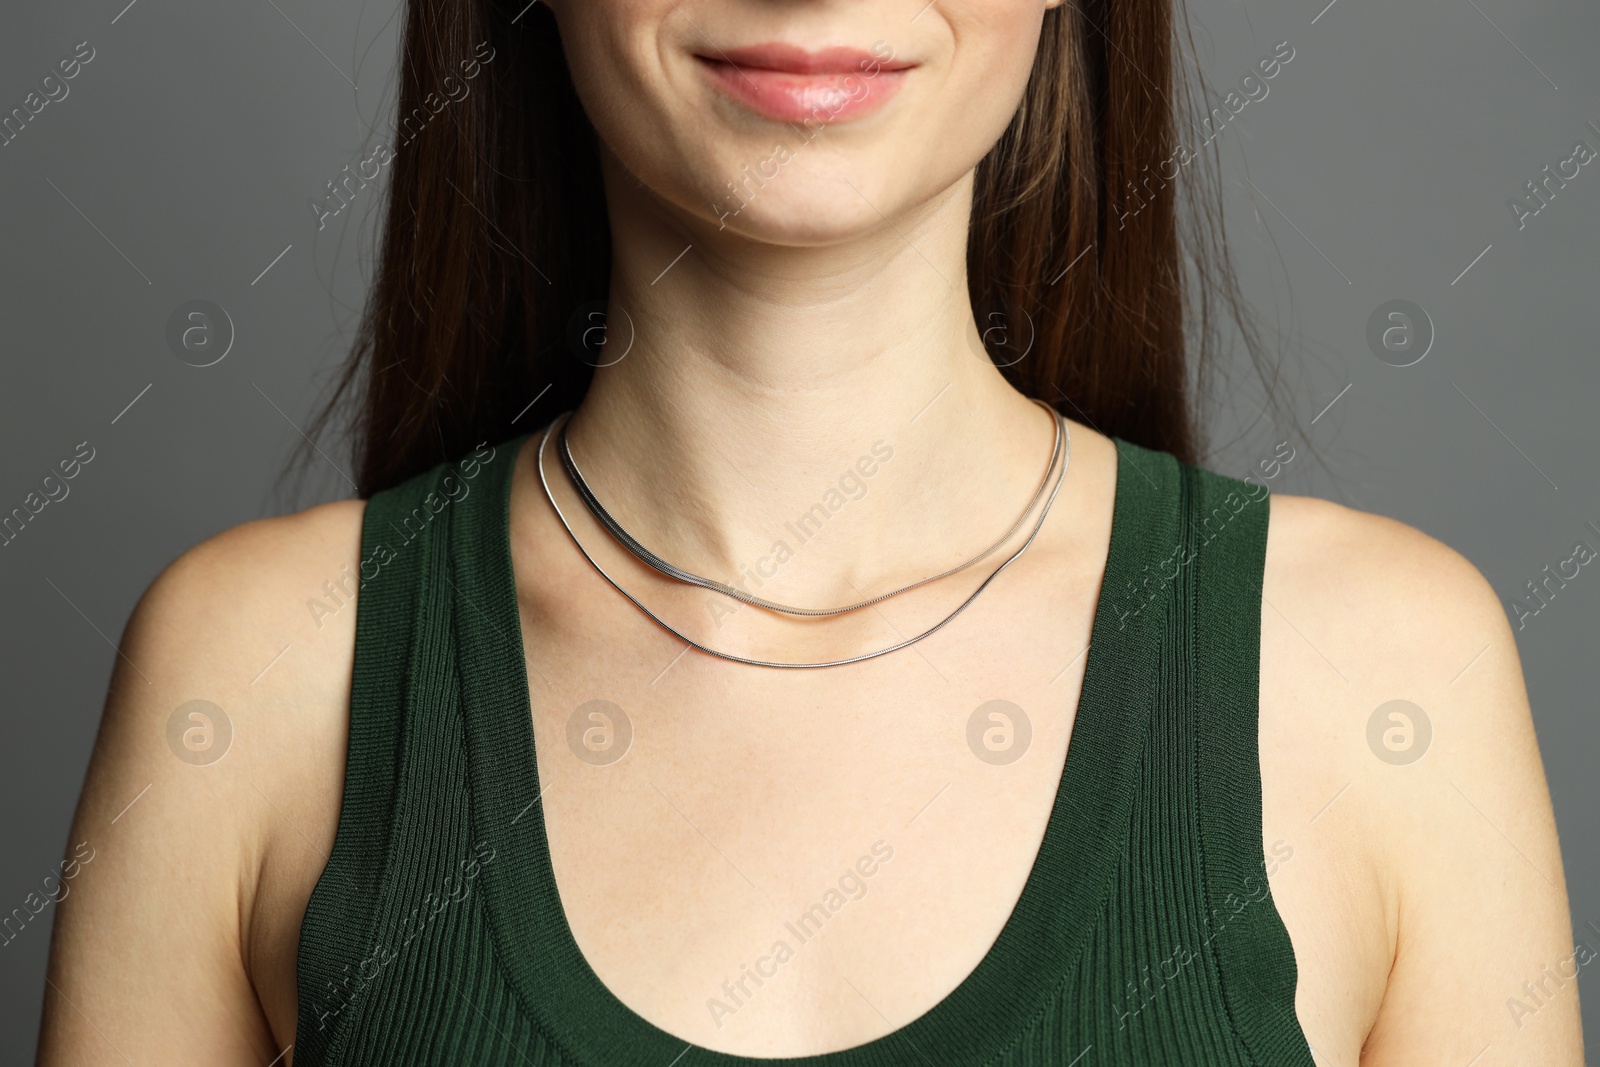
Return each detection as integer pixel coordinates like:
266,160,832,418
449,431,1171,1067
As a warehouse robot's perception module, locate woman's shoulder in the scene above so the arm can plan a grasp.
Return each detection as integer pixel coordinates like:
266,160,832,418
118,494,371,817
112,438,516,834
160,495,367,583
128,497,369,698
1262,490,1507,674
131,432,515,669
1257,489,1529,798
111,493,369,860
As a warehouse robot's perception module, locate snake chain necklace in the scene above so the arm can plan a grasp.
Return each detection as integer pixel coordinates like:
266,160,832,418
557,396,1064,617
534,404,1072,669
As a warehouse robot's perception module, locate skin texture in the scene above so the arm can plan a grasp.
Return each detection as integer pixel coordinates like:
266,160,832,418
38,0,1581,1064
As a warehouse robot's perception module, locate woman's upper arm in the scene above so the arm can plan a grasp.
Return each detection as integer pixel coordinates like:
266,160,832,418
1360,541,1581,1064
37,501,363,1067
1267,495,1583,1064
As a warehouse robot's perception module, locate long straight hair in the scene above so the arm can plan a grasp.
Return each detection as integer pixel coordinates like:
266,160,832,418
313,0,1254,497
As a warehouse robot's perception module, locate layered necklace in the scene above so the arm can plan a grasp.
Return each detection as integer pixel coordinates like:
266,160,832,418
535,399,1071,669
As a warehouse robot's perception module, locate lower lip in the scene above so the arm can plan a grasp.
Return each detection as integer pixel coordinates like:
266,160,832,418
697,58,907,124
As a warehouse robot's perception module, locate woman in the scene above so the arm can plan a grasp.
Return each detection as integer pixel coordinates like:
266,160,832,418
38,0,1581,1063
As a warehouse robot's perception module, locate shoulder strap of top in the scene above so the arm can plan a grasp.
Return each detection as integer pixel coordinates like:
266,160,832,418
293,443,506,1063
1180,463,1311,1062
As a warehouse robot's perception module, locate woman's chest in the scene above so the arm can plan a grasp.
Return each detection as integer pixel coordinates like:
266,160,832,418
252,558,1392,1064
524,615,1085,1055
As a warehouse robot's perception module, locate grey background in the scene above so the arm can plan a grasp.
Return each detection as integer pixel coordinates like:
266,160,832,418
1,0,1595,1059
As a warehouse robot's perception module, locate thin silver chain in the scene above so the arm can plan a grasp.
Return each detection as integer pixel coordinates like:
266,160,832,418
533,405,1073,670
556,396,1064,617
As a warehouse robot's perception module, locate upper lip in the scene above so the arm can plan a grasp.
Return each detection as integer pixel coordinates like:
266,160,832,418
697,43,914,75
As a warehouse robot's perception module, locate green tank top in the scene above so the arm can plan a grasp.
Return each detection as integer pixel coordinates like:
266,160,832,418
293,432,1315,1066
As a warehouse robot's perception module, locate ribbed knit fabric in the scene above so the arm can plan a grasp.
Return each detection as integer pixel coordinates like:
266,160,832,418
292,433,1315,1067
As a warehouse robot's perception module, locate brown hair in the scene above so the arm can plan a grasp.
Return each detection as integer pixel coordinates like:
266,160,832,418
312,0,1258,496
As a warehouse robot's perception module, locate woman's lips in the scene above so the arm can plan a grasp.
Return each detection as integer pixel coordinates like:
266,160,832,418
696,44,912,125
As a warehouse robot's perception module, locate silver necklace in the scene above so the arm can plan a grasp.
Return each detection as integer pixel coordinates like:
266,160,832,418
556,396,1065,617
534,405,1072,670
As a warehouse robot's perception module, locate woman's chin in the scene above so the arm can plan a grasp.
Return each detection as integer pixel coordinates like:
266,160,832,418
697,178,914,248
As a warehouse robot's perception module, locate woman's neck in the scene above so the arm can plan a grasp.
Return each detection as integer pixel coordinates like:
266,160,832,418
562,150,1055,601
